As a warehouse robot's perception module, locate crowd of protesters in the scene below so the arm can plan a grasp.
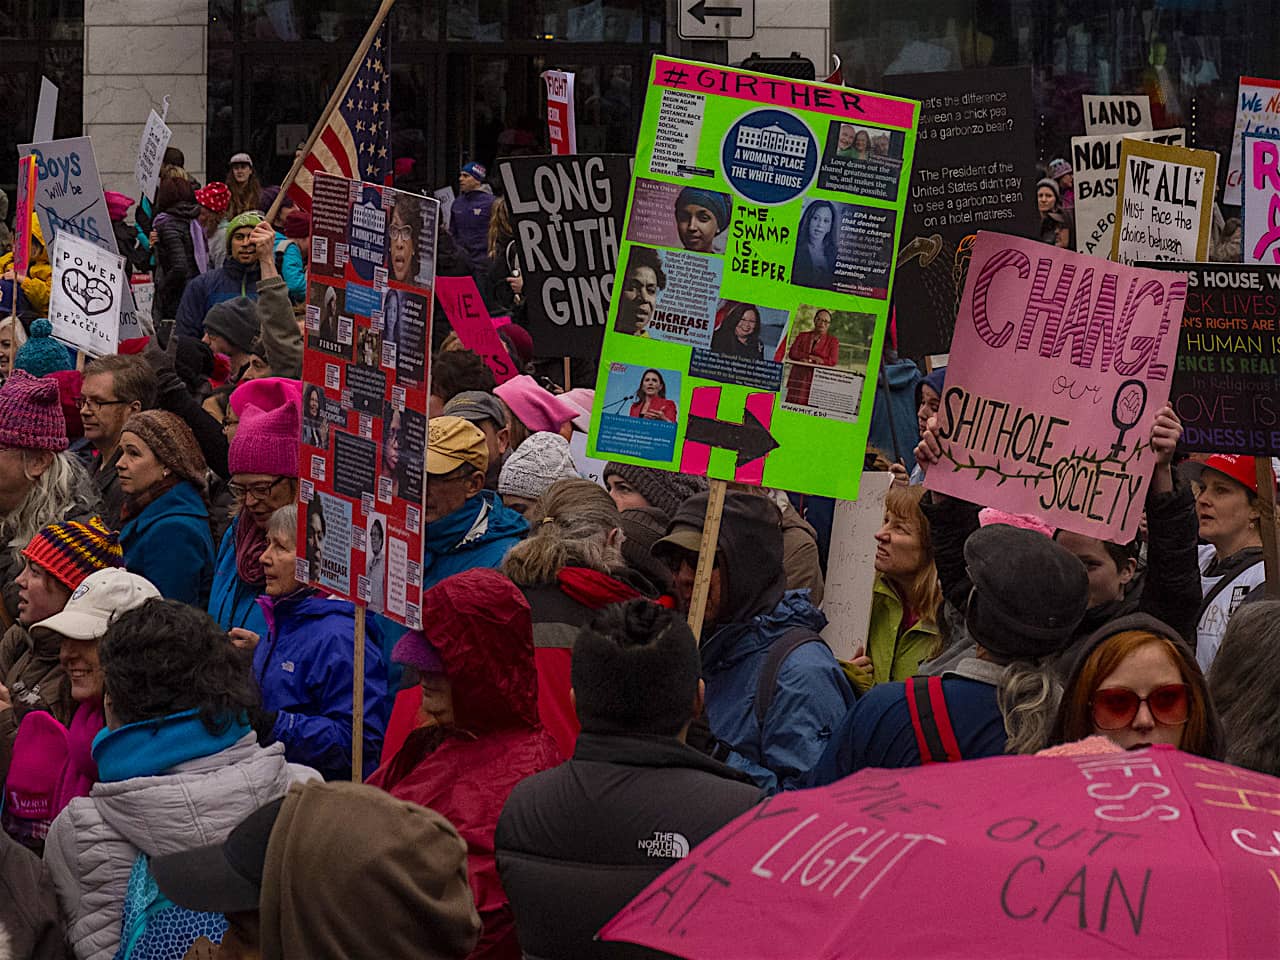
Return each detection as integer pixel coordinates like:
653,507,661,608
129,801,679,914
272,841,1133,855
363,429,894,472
0,138,1268,960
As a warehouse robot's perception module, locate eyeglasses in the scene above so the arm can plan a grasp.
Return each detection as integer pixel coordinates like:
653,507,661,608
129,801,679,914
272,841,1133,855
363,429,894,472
229,476,288,501
389,224,414,242
1091,684,1190,730
75,396,128,411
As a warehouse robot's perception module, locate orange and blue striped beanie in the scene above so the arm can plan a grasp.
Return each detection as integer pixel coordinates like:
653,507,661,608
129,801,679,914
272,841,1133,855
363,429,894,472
21,517,123,592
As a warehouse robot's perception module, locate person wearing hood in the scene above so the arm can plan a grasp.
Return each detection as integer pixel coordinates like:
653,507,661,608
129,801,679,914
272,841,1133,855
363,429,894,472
652,490,853,792
868,352,924,478
175,211,266,338
370,568,561,960
450,161,495,270
152,781,481,960
152,176,204,320
423,417,527,590
1049,613,1222,758
0,214,51,317
908,366,945,484
202,296,259,382
0,518,122,788
209,378,300,637
811,525,1090,783
496,600,761,960
228,505,390,782
43,599,318,960
115,410,215,605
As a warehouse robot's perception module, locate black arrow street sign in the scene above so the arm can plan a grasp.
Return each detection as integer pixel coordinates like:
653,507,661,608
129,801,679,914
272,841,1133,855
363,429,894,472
689,0,744,23
686,408,779,468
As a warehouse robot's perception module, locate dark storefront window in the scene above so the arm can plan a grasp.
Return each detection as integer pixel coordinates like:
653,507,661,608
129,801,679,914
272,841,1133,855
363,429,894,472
834,0,1266,201
208,0,660,193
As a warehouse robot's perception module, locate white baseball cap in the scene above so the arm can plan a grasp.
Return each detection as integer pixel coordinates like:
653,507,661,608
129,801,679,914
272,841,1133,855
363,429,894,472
30,568,162,642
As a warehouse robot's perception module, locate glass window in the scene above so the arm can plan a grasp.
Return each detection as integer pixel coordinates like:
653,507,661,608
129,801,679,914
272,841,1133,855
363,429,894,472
241,0,369,42
242,56,345,184
43,44,83,139
209,0,234,42
390,0,440,41
446,0,508,41
532,0,645,42
207,49,235,184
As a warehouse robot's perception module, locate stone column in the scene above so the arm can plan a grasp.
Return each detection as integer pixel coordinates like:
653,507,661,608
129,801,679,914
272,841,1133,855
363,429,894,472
83,0,208,196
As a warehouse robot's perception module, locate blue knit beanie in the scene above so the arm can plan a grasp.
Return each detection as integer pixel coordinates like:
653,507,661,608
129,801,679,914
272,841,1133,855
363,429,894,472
14,319,73,378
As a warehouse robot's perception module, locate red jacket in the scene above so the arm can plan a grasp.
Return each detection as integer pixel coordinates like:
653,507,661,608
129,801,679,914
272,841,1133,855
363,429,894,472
629,397,677,422
369,570,561,960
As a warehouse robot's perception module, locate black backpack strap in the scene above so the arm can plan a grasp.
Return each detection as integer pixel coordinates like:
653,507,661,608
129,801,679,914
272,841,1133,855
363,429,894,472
754,627,825,727
1197,548,1264,625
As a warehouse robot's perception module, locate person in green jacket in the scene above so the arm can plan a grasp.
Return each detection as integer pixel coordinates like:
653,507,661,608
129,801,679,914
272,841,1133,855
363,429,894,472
845,485,942,693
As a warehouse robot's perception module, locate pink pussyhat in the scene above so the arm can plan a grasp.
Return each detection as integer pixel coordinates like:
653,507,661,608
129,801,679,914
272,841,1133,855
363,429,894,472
977,507,1055,539
229,377,302,477
495,375,577,433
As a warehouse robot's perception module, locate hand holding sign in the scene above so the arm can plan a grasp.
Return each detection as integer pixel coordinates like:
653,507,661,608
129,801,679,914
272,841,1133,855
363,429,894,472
62,268,115,316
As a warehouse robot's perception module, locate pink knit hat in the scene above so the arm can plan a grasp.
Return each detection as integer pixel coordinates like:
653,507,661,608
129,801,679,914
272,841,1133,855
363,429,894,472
977,507,1055,539
0,370,68,451
494,375,576,433
229,377,302,477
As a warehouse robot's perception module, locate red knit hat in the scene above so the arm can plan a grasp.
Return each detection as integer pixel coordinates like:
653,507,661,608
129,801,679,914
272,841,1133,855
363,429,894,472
0,370,68,451
21,517,123,592
195,181,231,215
283,208,311,239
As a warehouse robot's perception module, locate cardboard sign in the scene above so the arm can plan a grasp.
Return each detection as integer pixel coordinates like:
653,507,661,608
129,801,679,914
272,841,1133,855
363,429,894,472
879,67,1038,360
1112,138,1216,266
13,156,36,278
299,172,440,626
1226,77,1280,207
542,70,577,155
1140,261,1280,455
925,232,1187,542
434,275,519,383
498,154,632,359
1071,128,1185,257
586,57,919,501
1242,132,1280,264
47,232,125,357
1082,94,1153,134
134,109,173,203
33,77,57,144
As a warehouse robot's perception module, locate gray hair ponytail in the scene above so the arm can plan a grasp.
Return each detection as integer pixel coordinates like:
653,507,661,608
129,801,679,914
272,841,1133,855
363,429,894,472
503,479,624,586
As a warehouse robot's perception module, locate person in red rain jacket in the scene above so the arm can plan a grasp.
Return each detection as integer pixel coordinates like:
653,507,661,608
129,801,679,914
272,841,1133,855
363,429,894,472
369,568,560,960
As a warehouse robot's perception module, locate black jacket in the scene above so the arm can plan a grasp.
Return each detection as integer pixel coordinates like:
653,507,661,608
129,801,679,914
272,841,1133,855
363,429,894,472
496,732,761,960
154,201,202,321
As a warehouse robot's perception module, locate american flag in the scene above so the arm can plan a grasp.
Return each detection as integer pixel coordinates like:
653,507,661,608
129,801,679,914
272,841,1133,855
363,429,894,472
287,25,392,211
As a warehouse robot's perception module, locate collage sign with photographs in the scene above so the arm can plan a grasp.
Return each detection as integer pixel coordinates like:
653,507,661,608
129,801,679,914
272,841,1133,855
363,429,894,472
297,172,439,627
587,57,918,500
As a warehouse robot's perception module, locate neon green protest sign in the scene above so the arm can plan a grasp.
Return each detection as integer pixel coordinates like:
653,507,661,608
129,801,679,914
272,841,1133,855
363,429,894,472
587,56,919,500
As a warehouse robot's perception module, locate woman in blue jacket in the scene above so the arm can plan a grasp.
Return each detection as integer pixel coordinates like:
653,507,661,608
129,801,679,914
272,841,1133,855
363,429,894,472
230,504,392,781
115,410,215,605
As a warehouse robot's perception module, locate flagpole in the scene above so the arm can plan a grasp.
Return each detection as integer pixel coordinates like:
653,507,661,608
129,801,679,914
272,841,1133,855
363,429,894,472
266,0,398,223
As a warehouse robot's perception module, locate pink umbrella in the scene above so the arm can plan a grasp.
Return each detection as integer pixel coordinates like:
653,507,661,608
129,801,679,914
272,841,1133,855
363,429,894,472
600,746,1280,958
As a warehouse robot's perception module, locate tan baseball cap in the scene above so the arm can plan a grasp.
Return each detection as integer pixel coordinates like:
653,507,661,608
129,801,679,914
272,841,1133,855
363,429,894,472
426,416,488,476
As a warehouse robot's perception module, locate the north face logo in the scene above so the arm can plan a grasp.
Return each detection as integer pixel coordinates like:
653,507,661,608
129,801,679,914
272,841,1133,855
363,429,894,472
638,832,689,859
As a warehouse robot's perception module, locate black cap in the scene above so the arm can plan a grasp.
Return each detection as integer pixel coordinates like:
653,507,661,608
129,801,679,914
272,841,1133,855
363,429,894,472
150,797,284,914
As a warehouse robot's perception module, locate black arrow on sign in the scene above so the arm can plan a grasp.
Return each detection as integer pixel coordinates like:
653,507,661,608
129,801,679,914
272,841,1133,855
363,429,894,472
686,408,779,468
689,0,744,23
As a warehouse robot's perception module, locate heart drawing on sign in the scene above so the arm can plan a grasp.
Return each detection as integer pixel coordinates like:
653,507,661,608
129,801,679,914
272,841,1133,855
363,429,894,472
62,269,115,316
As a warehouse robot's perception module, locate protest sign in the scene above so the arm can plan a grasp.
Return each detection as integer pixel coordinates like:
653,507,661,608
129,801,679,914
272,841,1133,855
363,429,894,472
1226,76,1280,207
299,171,439,628
586,57,918,501
878,67,1037,360
819,471,892,661
1112,138,1216,266
130,274,155,332
924,231,1187,542
542,70,577,155
33,77,57,143
434,275,519,383
47,232,125,357
1082,94,1152,134
498,154,632,358
1139,261,1280,455
13,156,36,278
1242,132,1280,264
134,109,173,202
1071,128,1184,257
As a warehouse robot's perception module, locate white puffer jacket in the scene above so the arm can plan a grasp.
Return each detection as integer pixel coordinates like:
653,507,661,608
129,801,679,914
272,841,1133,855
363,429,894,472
43,734,317,960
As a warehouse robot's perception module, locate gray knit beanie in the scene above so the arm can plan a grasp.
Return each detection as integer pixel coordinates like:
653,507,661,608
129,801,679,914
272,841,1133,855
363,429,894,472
498,431,579,500
602,463,708,517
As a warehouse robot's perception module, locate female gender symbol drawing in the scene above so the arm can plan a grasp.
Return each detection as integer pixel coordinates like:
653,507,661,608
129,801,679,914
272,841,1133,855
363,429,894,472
1110,379,1148,459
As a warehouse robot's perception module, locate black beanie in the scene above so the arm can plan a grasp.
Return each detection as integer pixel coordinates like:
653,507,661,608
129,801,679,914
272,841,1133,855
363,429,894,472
203,298,259,354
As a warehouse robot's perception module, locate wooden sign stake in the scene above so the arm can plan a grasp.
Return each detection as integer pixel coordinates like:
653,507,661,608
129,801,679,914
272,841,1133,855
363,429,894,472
351,603,366,782
686,478,727,641
1256,458,1279,600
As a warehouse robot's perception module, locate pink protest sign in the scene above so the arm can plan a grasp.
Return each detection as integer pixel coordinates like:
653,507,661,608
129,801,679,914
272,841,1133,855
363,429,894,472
924,232,1186,541
434,275,518,383
601,748,1280,959
13,156,35,278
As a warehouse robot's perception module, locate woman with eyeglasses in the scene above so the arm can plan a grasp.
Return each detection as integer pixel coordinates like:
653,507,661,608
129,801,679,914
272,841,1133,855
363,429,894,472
208,378,301,636
1050,613,1222,757
115,410,215,605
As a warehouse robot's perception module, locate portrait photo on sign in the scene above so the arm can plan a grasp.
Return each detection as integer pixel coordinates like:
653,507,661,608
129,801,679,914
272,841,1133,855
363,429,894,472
818,121,906,201
365,512,387,615
689,300,788,392
382,286,429,386
625,178,734,254
595,362,682,462
612,245,720,348
357,325,382,368
779,303,875,375
791,198,895,297
301,384,338,448
385,189,437,288
307,280,352,358
306,491,352,596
